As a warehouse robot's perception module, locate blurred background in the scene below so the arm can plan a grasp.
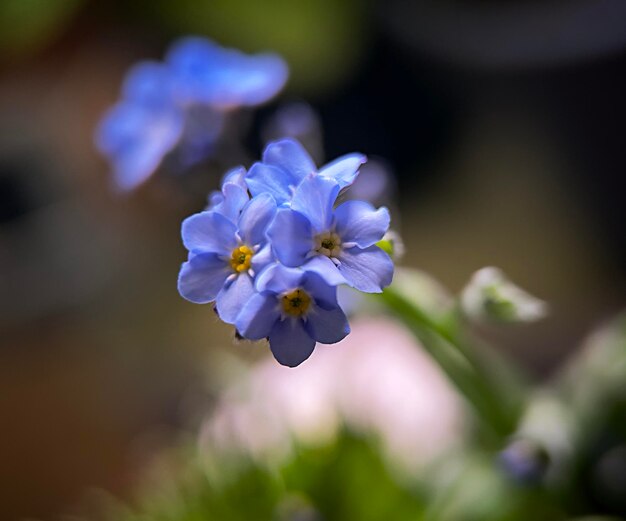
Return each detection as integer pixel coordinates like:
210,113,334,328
1,1,626,519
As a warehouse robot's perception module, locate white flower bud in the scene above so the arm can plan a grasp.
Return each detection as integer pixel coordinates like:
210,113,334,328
460,267,548,323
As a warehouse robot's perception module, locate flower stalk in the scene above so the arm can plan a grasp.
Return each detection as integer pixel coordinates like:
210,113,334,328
380,285,524,441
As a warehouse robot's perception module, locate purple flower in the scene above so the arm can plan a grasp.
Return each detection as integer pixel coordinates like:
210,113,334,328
178,189,277,324
267,174,394,293
246,138,367,206
235,264,350,367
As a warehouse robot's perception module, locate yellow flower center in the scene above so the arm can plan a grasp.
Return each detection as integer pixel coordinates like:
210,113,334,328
314,231,342,257
229,245,253,273
281,288,312,317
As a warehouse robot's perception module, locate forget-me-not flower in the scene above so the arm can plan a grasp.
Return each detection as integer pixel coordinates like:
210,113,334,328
246,138,367,206
235,263,350,367
166,37,289,110
95,37,288,192
96,62,188,191
267,174,394,293
178,139,396,367
178,189,276,324
205,166,249,220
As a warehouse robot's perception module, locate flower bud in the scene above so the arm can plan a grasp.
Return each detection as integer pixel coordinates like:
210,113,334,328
498,438,550,485
376,230,404,261
460,267,548,323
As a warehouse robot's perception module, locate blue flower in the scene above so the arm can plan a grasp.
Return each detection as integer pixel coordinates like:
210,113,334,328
95,62,188,191
205,166,249,221
235,263,350,367
246,138,367,206
95,37,288,192
267,174,394,293
166,37,289,109
178,137,396,367
178,189,277,324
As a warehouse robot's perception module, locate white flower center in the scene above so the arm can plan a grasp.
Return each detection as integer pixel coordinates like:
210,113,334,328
314,231,342,258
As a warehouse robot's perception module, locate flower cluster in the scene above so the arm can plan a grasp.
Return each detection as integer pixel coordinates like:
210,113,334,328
178,138,394,366
95,37,288,191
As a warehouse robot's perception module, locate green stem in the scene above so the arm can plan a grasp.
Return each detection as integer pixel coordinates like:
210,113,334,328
380,287,521,440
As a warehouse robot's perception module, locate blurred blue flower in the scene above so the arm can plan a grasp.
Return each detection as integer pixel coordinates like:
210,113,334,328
95,62,187,191
178,189,276,324
267,174,394,293
246,138,366,206
166,37,289,109
95,37,289,192
235,263,350,367
499,439,549,485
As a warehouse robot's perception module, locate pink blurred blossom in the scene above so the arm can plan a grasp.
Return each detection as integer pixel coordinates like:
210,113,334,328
201,317,464,472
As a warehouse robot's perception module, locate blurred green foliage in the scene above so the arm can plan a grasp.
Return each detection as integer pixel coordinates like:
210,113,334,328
100,433,427,521
0,0,83,60
142,0,369,95
0,0,368,93
382,269,526,442
280,436,426,521
96,430,569,521
91,293,626,521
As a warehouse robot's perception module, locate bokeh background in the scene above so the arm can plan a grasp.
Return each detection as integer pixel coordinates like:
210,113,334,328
1,1,626,519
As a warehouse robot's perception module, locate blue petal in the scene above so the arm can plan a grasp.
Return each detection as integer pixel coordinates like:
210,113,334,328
207,167,249,216
95,101,184,191
211,182,249,222
269,319,316,367
302,271,341,309
262,139,315,182
291,175,340,233
122,61,175,106
207,190,223,209
221,165,248,189
301,255,347,287
235,292,280,340
246,162,298,205
267,209,313,266
319,153,366,188
166,37,227,105
238,193,277,246
334,201,390,248
177,253,229,303
175,106,224,167
215,52,287,107
216,273,255,324
336,285,364,317
181,211,238,255
337,246,394,293
306,306,350,344
167,37,288,108
167,37,222,64
250,244,274,273
255,263,305,294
